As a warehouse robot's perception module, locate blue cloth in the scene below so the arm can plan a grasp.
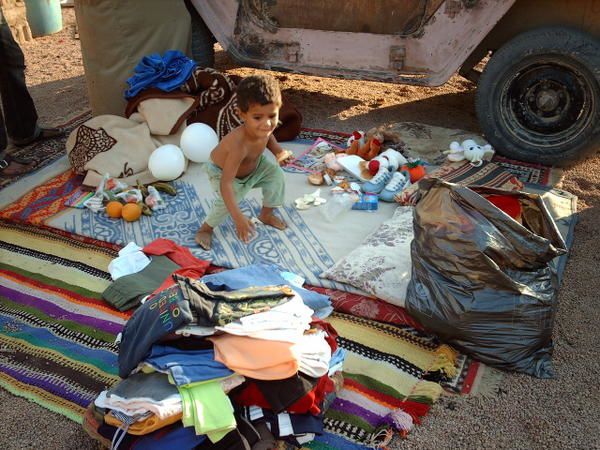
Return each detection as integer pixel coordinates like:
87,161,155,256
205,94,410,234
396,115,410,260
131,423,206,450
201,264,333,318
124,50,197,99
118,284,194,378
144,344,233,386
329,348,346,368
328,348,346,375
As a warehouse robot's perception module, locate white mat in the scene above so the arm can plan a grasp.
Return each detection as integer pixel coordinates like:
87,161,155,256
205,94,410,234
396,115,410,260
47,140,398,292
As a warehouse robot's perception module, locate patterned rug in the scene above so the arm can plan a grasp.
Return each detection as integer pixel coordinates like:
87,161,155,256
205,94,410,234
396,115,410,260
0,219,473,448
0,220,124,423
0,111,92,191
491,155,563,187
0,170,83,224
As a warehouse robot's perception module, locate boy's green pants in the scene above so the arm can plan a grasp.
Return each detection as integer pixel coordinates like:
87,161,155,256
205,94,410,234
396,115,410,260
204,154,285,227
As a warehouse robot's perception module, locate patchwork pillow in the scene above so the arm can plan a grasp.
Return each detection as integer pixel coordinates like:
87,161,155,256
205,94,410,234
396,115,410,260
321,206,413,308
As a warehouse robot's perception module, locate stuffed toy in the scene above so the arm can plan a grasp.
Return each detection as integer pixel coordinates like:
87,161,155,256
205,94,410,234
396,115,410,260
400,160,427,183
347,135,382,160
347,130,365,148
360,148,408,179
445,139,494,167
365,125,404,149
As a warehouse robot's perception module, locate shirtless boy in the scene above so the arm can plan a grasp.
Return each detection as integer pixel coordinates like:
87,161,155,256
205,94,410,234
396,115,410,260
195,74,293,250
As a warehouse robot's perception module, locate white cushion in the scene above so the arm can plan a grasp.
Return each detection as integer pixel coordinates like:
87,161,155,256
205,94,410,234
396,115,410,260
321,206,413,307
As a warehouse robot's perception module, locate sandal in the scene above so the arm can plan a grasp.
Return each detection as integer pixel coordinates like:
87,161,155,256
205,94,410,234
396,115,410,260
12,127,65,147
0,153,38,177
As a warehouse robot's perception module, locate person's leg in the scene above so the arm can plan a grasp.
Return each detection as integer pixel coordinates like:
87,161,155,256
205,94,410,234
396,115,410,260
253,157,287,230
0,102,7,152
0,22,38,142
0,21,43,177
0,97,37,177
195,162,253,250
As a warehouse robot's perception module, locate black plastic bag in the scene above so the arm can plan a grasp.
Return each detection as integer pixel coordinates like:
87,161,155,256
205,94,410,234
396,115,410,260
405,179,567,378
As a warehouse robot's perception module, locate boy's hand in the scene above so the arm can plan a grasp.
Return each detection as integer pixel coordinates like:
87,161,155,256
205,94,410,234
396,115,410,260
276,149,294,166
234,215,256,243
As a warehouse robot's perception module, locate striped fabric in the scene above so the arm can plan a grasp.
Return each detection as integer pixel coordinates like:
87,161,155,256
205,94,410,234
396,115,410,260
312,313,457,448
0,220,457,448
0,220,125,423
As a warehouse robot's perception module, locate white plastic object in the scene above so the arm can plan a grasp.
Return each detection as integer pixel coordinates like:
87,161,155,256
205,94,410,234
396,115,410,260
320,193,356,222
180,122,219,163
148,144,186,181
337,155,370,182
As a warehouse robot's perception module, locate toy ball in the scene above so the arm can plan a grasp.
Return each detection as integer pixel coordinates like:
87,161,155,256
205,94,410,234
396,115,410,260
148,144,186,181
180,123,219,163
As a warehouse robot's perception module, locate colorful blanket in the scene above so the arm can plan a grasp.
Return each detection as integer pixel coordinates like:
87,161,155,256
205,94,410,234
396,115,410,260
0,220,461,448
0,220,124,422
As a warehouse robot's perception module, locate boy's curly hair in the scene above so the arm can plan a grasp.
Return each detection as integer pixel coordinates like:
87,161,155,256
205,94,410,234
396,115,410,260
236,74,282,112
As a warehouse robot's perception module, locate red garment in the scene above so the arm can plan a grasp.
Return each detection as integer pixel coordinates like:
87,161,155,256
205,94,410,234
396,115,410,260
152,267,209,294
311,317,338,354
485,195,522,220
306,285,424,330
144,238,211,269
231,374,334,415
143,239,211,293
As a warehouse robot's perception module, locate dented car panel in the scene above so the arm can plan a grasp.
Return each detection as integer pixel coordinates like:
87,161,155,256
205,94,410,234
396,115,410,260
269,0,445,36
191,0,515,86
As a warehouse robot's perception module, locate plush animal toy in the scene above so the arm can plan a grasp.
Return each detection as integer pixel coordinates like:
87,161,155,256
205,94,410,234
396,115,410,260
365,125,404,149
445,140,494,167
347,135,383,160
347,130,365,148
362,148,407,178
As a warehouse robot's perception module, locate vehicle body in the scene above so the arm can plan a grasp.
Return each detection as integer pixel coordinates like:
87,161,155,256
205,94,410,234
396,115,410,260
190,0,600,166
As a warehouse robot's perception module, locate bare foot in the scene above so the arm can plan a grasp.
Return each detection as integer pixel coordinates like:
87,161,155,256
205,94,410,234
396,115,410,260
195,230,213,250
258,212,287,230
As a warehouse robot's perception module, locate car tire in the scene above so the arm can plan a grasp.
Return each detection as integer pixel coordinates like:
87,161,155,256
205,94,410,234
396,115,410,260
476,27,600,167
189,7,216,67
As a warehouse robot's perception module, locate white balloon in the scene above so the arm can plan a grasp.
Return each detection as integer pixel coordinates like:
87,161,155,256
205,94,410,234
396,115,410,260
148,144,186,181
180,123,219,163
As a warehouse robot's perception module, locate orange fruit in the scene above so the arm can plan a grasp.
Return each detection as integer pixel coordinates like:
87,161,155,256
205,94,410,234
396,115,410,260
122,203,142,222
106,201,123,218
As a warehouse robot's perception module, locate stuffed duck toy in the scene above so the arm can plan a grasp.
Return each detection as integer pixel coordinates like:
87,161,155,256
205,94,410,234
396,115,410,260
445,140,494,167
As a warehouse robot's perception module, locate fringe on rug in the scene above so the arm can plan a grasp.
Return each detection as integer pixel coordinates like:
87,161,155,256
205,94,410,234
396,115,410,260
431,344,459,378
471,364,505,399
366,427,395,449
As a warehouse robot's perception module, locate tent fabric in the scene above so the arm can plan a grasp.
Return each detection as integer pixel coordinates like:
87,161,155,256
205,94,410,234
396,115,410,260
74,0,192,116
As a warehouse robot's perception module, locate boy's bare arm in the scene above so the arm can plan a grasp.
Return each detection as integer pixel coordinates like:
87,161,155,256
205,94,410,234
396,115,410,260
267,135,294,165
219,145,246,222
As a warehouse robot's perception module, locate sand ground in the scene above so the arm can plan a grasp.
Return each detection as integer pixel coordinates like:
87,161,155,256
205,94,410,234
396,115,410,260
1,8,598,450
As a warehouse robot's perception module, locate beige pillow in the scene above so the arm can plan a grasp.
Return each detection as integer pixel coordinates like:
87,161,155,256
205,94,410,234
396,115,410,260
321,207,413,307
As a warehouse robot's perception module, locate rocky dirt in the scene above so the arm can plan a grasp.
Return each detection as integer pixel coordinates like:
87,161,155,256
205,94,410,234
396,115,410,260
1,8,599,450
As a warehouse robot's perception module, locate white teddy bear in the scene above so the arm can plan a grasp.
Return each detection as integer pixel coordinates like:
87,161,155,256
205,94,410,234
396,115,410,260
445,139,494,167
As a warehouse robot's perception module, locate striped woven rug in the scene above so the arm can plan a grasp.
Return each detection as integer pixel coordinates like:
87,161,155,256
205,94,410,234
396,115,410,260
0,220,125,422
0,220,457,448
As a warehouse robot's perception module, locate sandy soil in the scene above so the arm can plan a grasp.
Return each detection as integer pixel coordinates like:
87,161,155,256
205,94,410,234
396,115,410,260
1,8,599,450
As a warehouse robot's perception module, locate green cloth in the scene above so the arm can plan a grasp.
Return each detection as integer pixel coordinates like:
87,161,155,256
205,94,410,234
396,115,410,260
101,255,180,311
204,154,286,227
179,380,236,443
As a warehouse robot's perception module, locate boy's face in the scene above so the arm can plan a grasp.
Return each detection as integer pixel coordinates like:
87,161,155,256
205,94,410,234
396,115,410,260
238,102,280,139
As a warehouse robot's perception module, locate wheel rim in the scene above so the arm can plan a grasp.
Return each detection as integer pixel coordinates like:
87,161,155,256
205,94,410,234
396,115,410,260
500,60,596,149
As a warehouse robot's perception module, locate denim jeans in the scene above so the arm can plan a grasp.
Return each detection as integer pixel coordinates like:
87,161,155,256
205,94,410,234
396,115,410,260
0,13,38,153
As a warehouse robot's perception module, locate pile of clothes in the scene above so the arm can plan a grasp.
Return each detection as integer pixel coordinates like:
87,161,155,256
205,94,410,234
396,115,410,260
85,239,343,449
